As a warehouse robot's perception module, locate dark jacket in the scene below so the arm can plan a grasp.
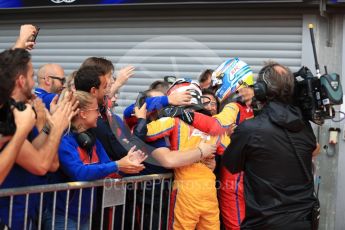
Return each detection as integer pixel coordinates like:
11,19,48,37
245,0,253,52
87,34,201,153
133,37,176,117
91,107,148,161
222,101,317,230
91,107,170,175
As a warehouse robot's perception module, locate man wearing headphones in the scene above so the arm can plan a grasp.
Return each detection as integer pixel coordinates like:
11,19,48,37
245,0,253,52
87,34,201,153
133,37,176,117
222,61,318,230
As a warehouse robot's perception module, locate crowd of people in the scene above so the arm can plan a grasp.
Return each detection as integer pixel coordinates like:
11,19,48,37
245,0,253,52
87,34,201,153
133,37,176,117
0,24,320,230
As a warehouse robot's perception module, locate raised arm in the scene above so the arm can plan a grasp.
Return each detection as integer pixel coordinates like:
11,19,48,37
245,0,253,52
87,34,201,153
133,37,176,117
13,24,37,50
16,99,77,175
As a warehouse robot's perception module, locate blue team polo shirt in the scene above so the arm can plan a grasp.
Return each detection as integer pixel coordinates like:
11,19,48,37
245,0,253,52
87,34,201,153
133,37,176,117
34,88,57,111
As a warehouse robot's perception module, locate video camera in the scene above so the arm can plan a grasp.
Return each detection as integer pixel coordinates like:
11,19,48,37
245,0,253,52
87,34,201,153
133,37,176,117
0,99,28,136
293,24,343,125
293,66,342,125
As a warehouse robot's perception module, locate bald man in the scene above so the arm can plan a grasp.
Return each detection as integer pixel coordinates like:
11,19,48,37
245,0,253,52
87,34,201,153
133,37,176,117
34,63,65,110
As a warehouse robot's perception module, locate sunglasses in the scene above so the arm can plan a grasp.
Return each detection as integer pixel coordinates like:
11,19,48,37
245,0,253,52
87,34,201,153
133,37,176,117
48,76,66,85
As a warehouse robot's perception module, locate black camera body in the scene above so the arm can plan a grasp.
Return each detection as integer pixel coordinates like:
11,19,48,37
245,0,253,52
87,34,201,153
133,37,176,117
0,99,27,136
293,66,343,125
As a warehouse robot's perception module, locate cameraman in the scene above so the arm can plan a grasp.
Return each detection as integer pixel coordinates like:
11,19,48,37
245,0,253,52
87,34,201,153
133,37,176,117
222,61,318,230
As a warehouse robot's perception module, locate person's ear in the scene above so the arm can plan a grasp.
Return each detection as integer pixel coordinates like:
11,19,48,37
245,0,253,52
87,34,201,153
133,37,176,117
90,87,97,97
45,75,52,86
79,110,87,119
17,74,26,88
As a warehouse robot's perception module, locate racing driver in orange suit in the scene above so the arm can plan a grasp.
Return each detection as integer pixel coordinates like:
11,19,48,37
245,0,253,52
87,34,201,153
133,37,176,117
145,79,228,230
172,58,255,230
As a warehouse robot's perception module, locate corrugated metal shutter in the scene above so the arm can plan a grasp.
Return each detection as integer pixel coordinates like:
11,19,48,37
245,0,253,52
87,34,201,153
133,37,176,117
0,14,302,114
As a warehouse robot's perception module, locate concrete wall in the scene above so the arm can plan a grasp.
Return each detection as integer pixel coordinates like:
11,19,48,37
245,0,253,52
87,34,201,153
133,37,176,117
334,14,345,230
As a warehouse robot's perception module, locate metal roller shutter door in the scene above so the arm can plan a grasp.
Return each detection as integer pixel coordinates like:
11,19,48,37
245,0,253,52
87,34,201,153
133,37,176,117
0,14,302,114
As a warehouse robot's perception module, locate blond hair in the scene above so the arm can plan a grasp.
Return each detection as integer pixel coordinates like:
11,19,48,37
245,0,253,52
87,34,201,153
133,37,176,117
58,90,96,128
66,71,77,91
64,90,96,134
73,90,94,110
59,89,94,110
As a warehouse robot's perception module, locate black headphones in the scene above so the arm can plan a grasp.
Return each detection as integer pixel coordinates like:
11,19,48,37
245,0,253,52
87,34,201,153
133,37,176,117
75,130,96,154
253,81,267,102
253,65,275,102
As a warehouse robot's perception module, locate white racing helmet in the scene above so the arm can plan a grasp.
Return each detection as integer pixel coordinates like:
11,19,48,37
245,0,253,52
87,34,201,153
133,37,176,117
212,58,254,103
167,78,203,105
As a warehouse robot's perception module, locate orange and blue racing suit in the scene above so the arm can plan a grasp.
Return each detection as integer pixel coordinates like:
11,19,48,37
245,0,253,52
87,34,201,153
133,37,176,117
146,117,225,230
191,102,253,230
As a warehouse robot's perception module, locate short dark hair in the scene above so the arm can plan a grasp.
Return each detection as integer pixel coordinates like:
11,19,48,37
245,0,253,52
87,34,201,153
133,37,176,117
202,88,220,113
199,69,213,83
0,49,31,105
74,66,104,93
257,61,294,104
81,57,114,75
149,80,170,94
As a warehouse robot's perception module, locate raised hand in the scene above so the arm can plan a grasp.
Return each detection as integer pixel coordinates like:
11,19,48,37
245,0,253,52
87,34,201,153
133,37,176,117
116,146,147,174
50,91,79,115
32,98,46,132
134,103,147,119
49,95,59,114
115,66,135,86
13,103,36,135
13,24,37,50
47,96,78,133
168,91,192,106
109,66,135,97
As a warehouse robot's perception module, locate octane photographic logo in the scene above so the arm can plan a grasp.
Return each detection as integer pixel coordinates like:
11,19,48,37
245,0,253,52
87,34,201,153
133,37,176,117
51,0,76,3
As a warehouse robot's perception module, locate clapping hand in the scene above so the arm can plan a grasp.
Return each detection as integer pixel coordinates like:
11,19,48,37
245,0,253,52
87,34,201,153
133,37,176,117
116,146,147,174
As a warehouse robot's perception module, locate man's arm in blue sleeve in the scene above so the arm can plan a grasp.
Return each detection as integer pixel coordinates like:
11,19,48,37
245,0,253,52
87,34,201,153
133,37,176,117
123,96,169,119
